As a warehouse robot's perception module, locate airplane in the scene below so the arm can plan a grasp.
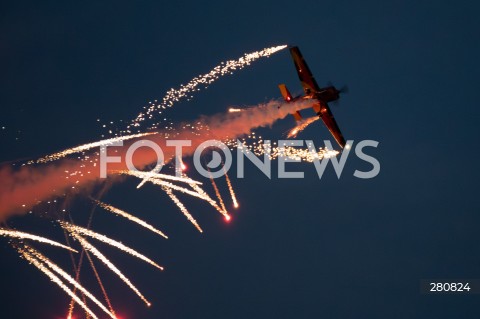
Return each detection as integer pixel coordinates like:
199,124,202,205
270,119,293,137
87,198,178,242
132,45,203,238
279,46,347,148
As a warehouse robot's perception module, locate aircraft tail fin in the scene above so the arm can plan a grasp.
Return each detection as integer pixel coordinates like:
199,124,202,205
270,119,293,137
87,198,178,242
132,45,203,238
279,84,302,121
278,84,293,101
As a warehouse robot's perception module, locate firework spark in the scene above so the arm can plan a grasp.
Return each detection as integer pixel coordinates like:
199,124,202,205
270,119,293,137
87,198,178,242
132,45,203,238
61,221,163,270
223,168,239,208
121,170,212,203
73,234,152,306
0,99,315,219
163,187,203,233
18,246,99,319
186,175,226,217
234,137,339,163
0,229,77,252
81,249,116,318
0,44,332,319
93,199,168,239
287,116,320,138
208,169,229,221
32,132,156,164
25,246,117,319
116,169,203,187
127,45,288,132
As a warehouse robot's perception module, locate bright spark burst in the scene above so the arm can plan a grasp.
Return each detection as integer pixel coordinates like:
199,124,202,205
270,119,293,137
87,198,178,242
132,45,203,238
93,199,168,239
61,221,163,270
69,248,116,319
0,229,78,252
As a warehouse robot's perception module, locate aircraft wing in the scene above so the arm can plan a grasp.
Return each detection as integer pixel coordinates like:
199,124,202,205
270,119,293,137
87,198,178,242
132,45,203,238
318,101,346,149
290,46,321,94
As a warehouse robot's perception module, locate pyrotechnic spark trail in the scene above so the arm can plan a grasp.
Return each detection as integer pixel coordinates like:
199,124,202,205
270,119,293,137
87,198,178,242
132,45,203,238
126,45,288,132
67,197,108,319
93,199,168,239
223,167,239,208
0,44,333,317
233,136,339,162
32,132,156,164
120,170,203,187
208,169,229,220
121,170,212,203
63,228,91,319
0,99,315,219
0,229,77,252
287,116,320,138
83,248,116,318
18,246,99,319
25,246,117,319
136,162,163,189
273,144,338,162
61,221,163,270
163,186,203,233
186,174,226,217
73,234,152,306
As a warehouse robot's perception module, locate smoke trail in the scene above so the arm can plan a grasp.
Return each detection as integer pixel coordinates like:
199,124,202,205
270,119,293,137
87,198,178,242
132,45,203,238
0,99,315,220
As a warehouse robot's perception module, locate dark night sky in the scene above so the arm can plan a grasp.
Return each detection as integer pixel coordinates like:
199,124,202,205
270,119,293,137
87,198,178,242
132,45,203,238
1,1,480,318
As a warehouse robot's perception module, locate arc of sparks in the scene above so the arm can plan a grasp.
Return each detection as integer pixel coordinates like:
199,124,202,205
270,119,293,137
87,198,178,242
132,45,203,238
33,132,157,164
72,234,152,306
17,246,99,319
126,45,288,132
93,199,168,239
163,186,203,233
0,229,78,252
25,246,117,319
60,221,163,270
